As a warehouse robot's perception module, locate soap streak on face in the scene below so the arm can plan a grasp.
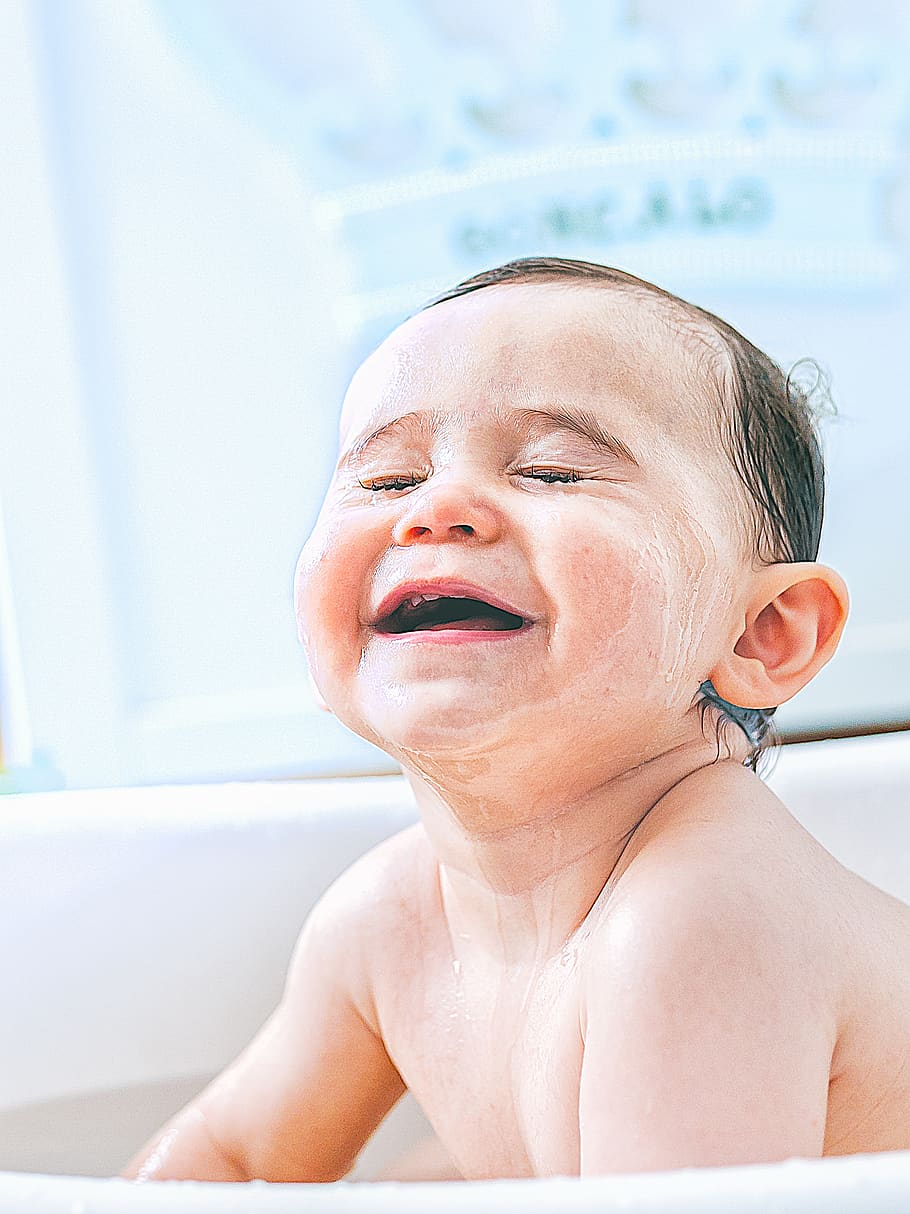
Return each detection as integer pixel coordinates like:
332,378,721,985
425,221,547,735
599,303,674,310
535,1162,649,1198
294,285,749,808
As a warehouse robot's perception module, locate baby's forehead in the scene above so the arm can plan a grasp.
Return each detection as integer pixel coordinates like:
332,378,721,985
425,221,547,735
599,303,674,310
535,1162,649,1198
339,284,725,453
342,284,728,451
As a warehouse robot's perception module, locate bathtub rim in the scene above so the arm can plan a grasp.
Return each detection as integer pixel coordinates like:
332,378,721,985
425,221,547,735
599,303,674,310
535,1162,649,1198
2,1149,910,1213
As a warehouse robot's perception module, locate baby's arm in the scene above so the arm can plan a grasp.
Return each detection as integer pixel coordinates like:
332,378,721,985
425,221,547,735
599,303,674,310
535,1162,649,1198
121,870,405,1182
578,858,835,1173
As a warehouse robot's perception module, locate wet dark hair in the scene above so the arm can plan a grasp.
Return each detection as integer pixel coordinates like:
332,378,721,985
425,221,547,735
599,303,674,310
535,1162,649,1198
422,256,829,772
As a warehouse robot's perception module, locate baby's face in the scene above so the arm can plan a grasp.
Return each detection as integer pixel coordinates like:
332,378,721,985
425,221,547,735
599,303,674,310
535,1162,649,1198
295,285,750,783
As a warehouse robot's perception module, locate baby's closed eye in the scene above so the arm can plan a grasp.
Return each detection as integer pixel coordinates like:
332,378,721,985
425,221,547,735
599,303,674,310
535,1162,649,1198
359,463,601,492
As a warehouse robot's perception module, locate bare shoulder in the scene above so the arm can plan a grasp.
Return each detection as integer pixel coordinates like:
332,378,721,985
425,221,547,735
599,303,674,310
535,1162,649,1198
612,758,851,906
296,821,437,1014
587,760,852,1025
591,757,910,1158
307,820,436,949
615,757,909,950
576,761,850,1168
587,759,910,1085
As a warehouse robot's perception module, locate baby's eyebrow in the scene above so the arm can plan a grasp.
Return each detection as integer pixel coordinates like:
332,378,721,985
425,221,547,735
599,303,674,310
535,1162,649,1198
511,406,639,466
338,405,639,468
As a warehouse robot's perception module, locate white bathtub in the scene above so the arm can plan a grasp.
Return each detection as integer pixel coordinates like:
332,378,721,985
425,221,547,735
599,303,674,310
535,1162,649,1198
1,732,908,1211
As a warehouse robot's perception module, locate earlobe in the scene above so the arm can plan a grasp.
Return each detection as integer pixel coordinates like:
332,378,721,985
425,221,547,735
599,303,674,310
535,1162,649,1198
709,563,849,710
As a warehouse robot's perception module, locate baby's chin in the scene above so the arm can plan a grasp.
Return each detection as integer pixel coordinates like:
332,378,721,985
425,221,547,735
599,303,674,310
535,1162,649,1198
344,681,537,762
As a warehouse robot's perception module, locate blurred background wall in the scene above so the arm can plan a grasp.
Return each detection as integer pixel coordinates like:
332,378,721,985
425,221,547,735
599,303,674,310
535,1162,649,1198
1,0,908,791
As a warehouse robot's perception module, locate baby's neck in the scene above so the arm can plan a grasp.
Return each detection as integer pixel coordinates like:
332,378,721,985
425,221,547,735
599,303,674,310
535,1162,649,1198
406,735,727,968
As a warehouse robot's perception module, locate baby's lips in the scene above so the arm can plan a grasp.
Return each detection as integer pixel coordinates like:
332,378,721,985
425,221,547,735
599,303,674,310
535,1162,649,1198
370,578,535,628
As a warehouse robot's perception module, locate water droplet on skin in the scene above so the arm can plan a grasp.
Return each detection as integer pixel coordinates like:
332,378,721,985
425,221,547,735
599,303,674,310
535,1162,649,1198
558,944,579,970
453,958,462,975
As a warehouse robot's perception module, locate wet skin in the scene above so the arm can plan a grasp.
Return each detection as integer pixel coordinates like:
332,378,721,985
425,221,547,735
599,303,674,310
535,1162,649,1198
123,285,910,1182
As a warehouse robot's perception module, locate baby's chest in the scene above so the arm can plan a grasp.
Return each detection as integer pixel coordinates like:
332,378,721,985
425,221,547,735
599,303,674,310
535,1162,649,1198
377,955,585,1178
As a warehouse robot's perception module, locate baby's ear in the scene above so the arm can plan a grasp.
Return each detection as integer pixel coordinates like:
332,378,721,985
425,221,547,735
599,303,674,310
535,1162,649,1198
708,562,849,710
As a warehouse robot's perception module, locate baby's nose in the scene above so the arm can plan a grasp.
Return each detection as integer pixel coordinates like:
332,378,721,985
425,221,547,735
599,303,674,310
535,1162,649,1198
390,476,503,546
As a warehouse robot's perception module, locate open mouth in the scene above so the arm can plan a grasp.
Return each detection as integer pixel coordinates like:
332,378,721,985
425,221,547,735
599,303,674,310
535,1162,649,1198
375,594,526,635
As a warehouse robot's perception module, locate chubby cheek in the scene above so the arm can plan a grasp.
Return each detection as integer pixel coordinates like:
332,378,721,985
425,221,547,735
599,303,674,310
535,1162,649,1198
555,537,637,664
294,513,372,707
554,508,734,711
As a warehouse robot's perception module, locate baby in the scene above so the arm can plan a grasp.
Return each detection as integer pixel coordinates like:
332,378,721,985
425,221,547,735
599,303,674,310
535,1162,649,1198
123,257,910,1182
